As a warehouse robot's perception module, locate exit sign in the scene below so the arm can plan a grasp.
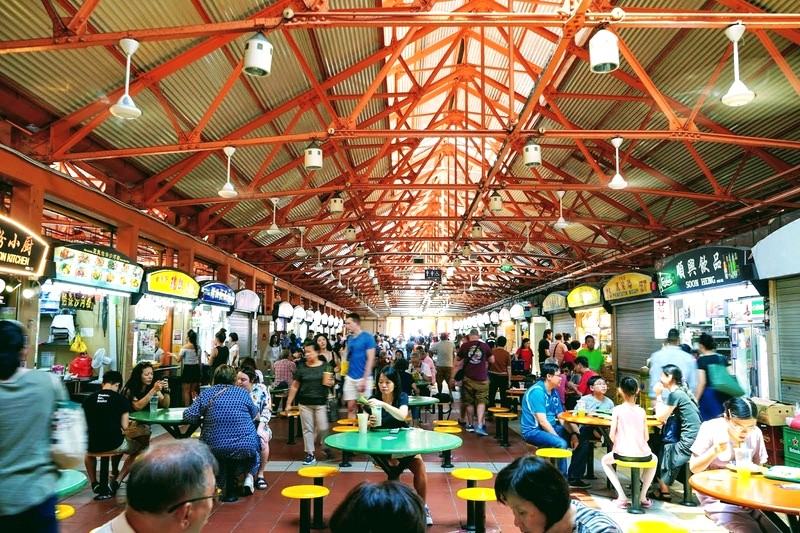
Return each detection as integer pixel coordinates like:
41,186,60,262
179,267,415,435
424,268,442,280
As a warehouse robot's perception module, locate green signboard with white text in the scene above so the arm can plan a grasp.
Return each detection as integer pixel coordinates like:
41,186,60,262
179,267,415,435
657,246,751,295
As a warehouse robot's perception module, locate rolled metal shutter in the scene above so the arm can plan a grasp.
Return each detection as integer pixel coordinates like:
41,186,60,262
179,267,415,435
614,300,662,381
775,277,800,403
229,311,253,359
551,312,574,339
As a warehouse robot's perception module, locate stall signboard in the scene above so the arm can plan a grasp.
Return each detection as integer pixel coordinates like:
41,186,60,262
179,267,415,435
199,281,235,307
657,246,751,295
0,215,49,277
542,292,569,314
143,269,200,301
234,289,260,313
53,243,143,293
603,272,653,301
60,292,96,311
654,298,673,339
567,285,602,309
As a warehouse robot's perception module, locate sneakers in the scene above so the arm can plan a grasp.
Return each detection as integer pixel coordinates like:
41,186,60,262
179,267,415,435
242,474,254,495
466,424,475,433
569,478,591,489
424,505,433,526
302,454,316,465
474,424,489,436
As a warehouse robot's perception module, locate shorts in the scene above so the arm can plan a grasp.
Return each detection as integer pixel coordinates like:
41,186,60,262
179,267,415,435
182,364,202,384
342,375,373,402
109,437,142,455
462,377,489,405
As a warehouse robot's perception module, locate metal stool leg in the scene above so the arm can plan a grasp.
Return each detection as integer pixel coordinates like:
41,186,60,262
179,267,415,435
311,477,327,529
299,498,312,533
500,418,510,447
441,449,454,469
680,462,697,506
586,442,596,479
339,451,352,468
287,415,297,445
221,459,239,502
475,500,486,533
465,479,476,531
628,467,644,514
94,456,112,500
494,417,501,440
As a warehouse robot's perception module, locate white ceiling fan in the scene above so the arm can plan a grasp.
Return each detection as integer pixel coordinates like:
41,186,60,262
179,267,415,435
266,198,281,235
295,227,308,258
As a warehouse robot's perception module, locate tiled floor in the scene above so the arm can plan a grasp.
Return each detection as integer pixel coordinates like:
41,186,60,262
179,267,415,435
59,411,727,532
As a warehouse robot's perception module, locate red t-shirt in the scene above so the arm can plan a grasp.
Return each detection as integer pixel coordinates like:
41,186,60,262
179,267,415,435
577,369,598,396
564,350,577,364
517,348,534,371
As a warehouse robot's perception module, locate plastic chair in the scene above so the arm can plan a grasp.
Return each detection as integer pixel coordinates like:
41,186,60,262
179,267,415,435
55,504,75,520
452,468,494,530
456,487,497,533
85,451,122,500
487,407,509,438
616,458,657,513
298,466,339,529
626,520,689,533
282,485,330,533
433,419,458,427
493,412,517,447
433,426,461,468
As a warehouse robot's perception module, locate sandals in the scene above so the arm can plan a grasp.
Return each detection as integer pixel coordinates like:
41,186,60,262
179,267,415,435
255,477,268,490
613,498,629,509
647,488,672,502
640,498,654,508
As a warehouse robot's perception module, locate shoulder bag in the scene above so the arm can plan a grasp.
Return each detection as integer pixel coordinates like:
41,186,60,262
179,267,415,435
707,357,745,397
50,377,87,469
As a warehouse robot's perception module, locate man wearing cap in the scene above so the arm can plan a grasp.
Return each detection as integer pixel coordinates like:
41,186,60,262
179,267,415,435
455,329,494,436
648,328,698,400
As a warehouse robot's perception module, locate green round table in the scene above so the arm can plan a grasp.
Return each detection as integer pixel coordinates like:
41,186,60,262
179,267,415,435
56,469,87,498
407,395,437,407
324,427,462,480
129,408,199,439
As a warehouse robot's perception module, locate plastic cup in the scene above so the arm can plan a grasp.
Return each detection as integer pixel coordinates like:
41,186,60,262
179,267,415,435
372,405,382,427
575,400,586,417
734,447,753,482
323,372,334,386
357,413,369,434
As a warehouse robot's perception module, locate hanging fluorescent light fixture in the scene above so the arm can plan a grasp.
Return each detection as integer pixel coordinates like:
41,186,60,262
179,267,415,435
488,191,503,212
523,138,542,167
266,198,281,235
471,222,484,239
243,32,274,77
110,38,142,119
608,137,628,190
344,224,357,242
218,146,238,198
721,23,755,107
554,190,569,230
304,141,323,171
589,28,619,74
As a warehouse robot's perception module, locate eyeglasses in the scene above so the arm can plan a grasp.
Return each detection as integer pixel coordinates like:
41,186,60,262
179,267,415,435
166,491,219,513
729,420,756,433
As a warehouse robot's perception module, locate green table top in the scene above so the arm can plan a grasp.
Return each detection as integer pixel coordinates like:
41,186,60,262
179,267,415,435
324,427,462,456
129,407,187,424
407,395,438,407
56,469,87,498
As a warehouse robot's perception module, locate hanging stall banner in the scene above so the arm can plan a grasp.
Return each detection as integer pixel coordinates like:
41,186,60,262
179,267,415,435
52,243,143,293
567,285,602,309
59,292,96,311
657,246,751,296
603,272,653,301
653,298,673,339
143,268,200,301
198,281,236,307
542,292,569,314
233,289,260,313
0,215,49,277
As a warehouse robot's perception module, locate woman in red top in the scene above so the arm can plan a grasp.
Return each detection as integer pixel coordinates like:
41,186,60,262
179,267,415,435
515,338,534,372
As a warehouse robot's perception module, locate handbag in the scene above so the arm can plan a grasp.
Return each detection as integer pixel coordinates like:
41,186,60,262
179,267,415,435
454,359,467,382
50,378,87,469
69,334,87,353
511,358,525,374
662,412,681,444
707,361,745,397
68,354,93,377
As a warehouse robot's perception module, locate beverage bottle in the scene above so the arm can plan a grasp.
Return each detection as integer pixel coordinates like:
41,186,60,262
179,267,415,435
149,393,158,413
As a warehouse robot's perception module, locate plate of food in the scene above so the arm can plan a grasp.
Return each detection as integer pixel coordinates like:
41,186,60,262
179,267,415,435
725,463,766,474
765,465,800,483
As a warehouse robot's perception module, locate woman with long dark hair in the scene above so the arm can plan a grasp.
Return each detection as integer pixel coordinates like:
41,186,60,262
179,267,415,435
694,332,730,421
171,329,202,406
121,361,170,448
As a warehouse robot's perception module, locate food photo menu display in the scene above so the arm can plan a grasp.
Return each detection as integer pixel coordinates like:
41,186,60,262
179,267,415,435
53,244,144,293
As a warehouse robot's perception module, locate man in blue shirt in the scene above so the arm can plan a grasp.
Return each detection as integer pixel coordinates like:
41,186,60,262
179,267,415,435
648,328,698,399
520,363,590,487
343,312,376,419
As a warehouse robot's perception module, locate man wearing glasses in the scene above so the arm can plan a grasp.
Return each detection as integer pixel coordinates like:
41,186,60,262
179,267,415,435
93,440,218,532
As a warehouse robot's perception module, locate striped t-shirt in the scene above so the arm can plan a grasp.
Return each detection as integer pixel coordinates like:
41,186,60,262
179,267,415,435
571,500,622,532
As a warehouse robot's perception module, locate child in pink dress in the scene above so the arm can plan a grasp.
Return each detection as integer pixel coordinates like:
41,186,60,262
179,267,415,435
601,376,656,509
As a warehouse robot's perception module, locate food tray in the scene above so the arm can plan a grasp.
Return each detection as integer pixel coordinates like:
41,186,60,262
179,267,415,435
764,465,800,483
725,463,766,474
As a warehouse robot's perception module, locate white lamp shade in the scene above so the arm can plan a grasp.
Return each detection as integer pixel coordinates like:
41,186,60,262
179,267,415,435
461,244,471,257
355,244,365,257
490,311,500,324
523,139,541,167
321,313,329,326
304,142,323,171
499,307,511,321
311,320,321,331
293,305,305,322
589,29,619,74
110,94,142,120
481,312,491,325
489,191,503,212
328,194,344,213
243,33,274,77
510,303,525,320
278,301,294,318
608,173,628,190
313,310,322,322
305,309,315,323
471,222,484,239
722,79,755,107
344,224,357,241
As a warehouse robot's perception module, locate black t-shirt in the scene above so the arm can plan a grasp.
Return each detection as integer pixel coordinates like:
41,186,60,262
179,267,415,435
374,392,409,429
212,346,229,370
294,363,329,405
82,389,130,453
537,338,550,364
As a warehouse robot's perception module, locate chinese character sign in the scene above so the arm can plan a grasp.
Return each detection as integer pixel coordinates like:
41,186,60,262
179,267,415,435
0,215,49,277
657,246,750,295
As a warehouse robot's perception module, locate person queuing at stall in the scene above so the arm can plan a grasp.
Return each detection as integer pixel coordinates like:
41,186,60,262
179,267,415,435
236,366,271,490
651,364,701,502
285,340,335,465
330,481,427,533
694,333,731,421
429,332,454,391
517,337,535,374
343,312,376,419
207,331,229,381
689,397,778,533
93,440,218,533
83,371,143,495
183,365,260,495
456,328,494,436
601,377,656,509
366,366,433,526
171,329,202,407
488,336,512,411
274,349,296,389
577,335,604,373
121,361,170,448
519,363,591,488
648,328,698,401
495,456,622,533
227,332,240,368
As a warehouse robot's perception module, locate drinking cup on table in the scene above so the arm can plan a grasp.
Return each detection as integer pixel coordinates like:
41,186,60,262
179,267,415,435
734,447,753,482
372,405,382,427
357,413,369,434
575,400,586,417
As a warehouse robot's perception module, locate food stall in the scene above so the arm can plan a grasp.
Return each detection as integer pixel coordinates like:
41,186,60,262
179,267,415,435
38,243,143,376
566,285,612,361
542,291,573,339
191,280,234,357
229,289,260,358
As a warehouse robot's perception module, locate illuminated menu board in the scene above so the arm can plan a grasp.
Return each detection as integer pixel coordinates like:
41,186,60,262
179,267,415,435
52,244,143,294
